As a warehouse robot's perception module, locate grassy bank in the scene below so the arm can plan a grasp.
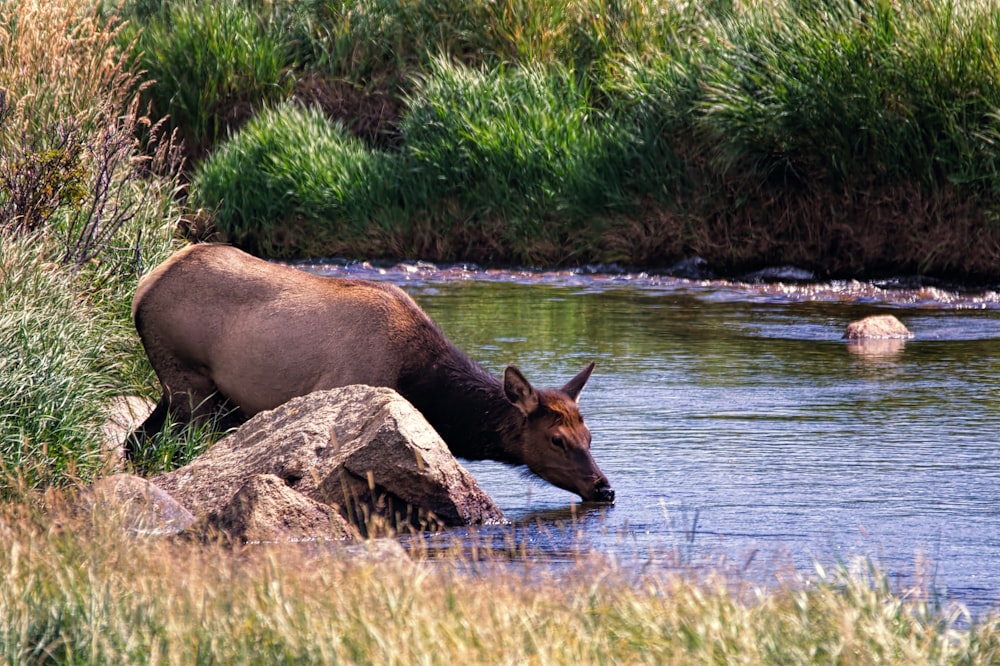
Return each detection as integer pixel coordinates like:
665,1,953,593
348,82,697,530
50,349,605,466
1,498,998,664
106,0,1000,279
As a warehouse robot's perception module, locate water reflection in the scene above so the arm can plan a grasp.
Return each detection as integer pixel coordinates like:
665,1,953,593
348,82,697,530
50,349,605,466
845,338,908,358
303,260,1000,616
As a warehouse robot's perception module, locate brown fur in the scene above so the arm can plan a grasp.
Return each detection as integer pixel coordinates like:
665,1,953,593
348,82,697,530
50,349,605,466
541,397,584,427
129,244,614,503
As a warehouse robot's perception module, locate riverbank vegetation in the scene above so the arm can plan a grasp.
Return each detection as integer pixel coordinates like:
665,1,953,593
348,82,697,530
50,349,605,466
3,0,1000,661
0,0,184,490
118,0,1000,279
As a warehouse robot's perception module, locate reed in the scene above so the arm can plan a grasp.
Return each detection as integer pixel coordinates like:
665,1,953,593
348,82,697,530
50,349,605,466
0,0,123,138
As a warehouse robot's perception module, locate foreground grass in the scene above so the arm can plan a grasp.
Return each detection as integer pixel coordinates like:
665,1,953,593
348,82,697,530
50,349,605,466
2,498,997,664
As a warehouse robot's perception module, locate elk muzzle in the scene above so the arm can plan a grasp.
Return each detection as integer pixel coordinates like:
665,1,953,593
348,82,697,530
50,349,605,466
583,476,615,504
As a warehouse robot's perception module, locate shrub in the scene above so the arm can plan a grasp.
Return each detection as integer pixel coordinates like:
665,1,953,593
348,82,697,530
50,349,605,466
0,0,184,268
191,103,400,257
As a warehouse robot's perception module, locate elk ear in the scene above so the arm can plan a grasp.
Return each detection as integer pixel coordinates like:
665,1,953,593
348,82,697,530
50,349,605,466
561,362,595,402
503,365,539,415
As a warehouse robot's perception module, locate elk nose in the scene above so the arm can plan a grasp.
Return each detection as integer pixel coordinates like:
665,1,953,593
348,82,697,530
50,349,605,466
587,480,615,504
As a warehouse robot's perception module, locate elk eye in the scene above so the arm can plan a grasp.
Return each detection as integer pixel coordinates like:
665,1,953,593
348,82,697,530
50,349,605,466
551,435,566,449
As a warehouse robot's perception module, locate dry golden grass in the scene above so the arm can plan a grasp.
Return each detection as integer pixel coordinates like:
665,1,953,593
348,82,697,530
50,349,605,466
0,0,131,136
0,492,997,664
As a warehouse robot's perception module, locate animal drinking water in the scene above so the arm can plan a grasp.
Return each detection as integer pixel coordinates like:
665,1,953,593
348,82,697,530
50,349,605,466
128,244,615,503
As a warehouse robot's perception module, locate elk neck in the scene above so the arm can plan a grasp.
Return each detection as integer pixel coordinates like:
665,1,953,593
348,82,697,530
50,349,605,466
398,344,524,466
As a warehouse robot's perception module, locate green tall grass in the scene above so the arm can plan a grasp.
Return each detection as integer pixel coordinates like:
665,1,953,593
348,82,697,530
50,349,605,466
170,0,1000,276
190,103,401,257
0,206,180,492
0,235,194,492
0,241,105,488
120,0,294,157
311,0,496,82
0,238,132,491
401,59,638,239
696,0,1000,191
0,0,186,490
192,60,649,263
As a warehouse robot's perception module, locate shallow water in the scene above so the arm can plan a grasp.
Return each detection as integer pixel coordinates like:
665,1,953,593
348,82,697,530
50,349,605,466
303,260,1000,615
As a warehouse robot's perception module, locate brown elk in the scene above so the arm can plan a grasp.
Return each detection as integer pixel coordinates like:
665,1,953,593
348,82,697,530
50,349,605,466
128,244,614,503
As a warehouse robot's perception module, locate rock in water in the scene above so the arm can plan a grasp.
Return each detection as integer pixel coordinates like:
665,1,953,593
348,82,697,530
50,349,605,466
152,385,505,534
843,314,913,340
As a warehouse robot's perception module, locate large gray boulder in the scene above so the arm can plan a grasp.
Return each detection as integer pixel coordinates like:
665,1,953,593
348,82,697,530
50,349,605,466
152,385,505,535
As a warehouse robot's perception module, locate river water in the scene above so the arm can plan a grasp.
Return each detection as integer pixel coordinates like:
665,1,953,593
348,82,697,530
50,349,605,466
303,260,1000,616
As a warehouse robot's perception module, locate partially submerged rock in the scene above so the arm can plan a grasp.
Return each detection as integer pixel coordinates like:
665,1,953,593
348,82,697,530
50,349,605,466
152,385,505,536
843,314,913,358
843,314,913,340
845,338,908,358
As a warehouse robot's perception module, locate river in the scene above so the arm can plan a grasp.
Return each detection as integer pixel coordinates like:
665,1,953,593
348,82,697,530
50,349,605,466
302,259,1000,616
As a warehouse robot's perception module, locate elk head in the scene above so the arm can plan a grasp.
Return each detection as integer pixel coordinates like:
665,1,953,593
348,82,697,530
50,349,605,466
503,362,615,503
